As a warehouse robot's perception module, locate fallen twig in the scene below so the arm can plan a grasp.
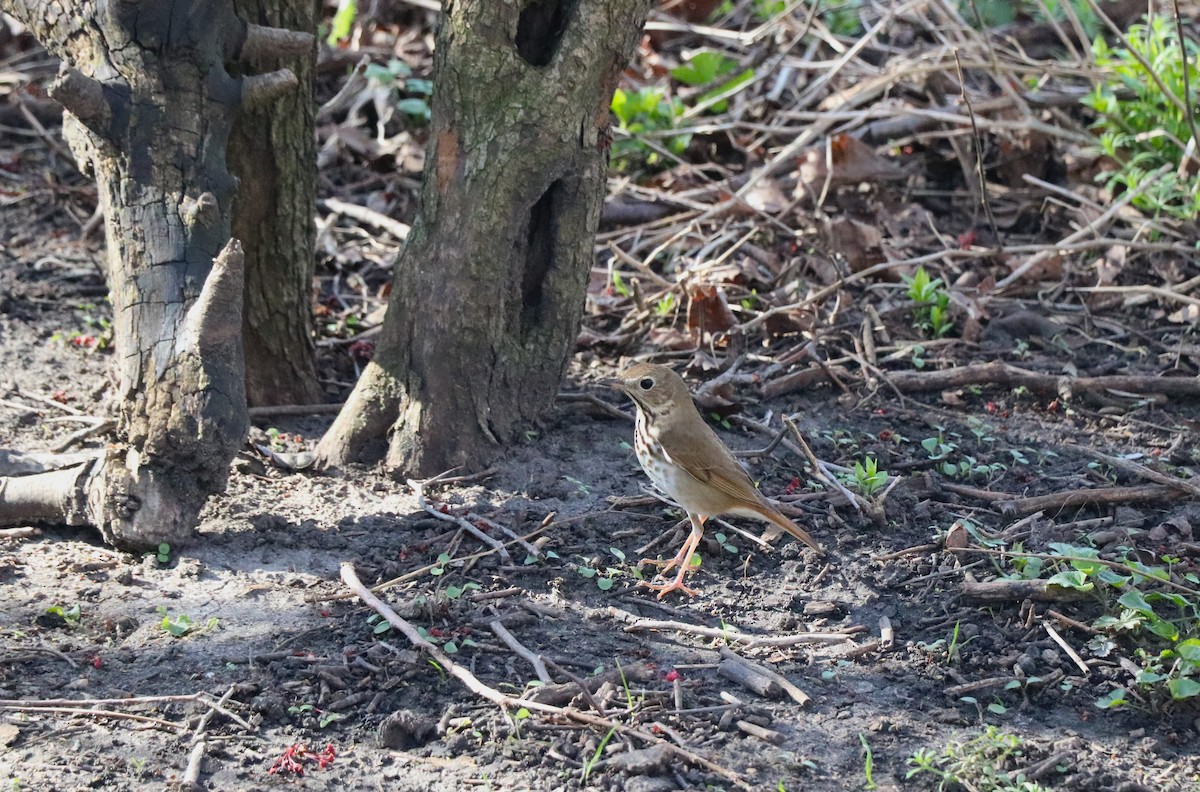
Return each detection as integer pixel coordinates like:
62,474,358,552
959,579,1091,603
1067,444,1200,499
489,618,552,684
340,562,751,789
882,362,1200,401
718,647,810,706
994,482,1184,517
624,618,858,648
408,478,510,560
1042,620,1090,675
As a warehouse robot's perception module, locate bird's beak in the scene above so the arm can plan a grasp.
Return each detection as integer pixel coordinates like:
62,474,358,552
598,377,624,391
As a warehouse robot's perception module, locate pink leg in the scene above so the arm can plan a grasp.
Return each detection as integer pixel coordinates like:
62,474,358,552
641,514,706,599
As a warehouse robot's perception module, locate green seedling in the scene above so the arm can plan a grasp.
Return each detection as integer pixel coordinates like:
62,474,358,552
582,726,617,782
713,533,738,554
1084,16,1200,219
611,270,632,297
859,733,877,790
669,50,755,113
844,456,887,497
610,87,690,172
994,543,1200,709
902,266,953,337
157,607,217,638
45,604,82,627
907,726,1051,791
510,706,531,739
361,58,433,124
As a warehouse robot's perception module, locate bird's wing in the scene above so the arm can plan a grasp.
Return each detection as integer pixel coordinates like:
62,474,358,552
658,419,763,504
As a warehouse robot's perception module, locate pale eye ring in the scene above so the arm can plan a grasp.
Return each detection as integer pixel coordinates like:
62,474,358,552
639,378,653,390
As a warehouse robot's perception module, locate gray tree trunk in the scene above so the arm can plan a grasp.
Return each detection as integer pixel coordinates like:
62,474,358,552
231,0,324,407
316,0,650,475
0,0,311,548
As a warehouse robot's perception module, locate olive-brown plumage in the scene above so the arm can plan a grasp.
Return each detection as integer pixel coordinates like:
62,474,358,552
611,362,822,598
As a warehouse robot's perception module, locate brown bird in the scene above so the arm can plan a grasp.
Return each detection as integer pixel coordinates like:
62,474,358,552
609,362,822,598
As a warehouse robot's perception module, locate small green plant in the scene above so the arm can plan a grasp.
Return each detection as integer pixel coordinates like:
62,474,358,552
921,432,957,460
669,50,755,113
415,625,479,655
582,726,617,782
443,582,481,601
902,267,953,337
287,704,344,729
611,270,632,297
610,87,689,172
907,726,1051,791
155,543,171,565
157,607,218,638
576,548,643,591
654,292,677,316
712,532,738,555
1084,16,1200,219
998,543,1200,708
859,733,877,790
843,456,887,497
363,58,433,124
325,0,356,45
45,603,82,627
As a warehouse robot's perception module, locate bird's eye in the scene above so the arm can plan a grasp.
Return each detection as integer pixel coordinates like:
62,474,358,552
639,378,654,390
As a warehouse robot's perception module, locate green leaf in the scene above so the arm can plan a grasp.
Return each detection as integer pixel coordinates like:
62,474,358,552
987,702,1007,714
597,577,614,591
405,78,433,96
670,51,739,86
1047,570,1092,591
1117,589,1154,615
1094,687,1127,709
397,98,431,121
1168,677,1200,699
698,68,755,112
1147,620,1180,641
1176,638,1200,662
326,0,357,45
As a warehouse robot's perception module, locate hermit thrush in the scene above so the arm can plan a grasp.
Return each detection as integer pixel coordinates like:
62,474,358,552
609,362,822,598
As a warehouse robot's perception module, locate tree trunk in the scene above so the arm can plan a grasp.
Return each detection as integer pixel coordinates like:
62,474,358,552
230,0,324,407
316,0,649,475
0,0,311,548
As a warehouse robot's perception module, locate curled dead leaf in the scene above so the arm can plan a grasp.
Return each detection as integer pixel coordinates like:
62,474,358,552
821,215,883,273
796,134,906,196
686,284,736,340
944,520,969,552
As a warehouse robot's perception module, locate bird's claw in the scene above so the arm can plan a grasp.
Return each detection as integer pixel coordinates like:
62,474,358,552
639,578,700,599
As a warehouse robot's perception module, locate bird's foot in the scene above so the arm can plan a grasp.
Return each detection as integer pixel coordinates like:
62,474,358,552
638,556,680,575
639,576,700,599
639,564,700,599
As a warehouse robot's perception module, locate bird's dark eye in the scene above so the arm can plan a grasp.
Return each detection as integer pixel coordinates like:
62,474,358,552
639,378,654,390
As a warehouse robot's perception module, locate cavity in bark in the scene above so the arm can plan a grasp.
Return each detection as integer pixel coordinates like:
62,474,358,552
520,180,561,330
515,0,571,66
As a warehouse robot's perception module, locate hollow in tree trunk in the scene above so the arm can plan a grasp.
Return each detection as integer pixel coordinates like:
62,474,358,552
316,0,650,475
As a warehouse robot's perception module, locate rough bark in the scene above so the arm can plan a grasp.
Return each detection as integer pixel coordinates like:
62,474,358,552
0,0,311,548
316,0,650,475
231,0,323,406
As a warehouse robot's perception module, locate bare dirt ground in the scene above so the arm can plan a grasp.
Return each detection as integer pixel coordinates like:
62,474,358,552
5,3,1200,791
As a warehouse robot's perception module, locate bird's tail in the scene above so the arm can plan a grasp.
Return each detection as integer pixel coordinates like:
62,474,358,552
748,503,824,554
